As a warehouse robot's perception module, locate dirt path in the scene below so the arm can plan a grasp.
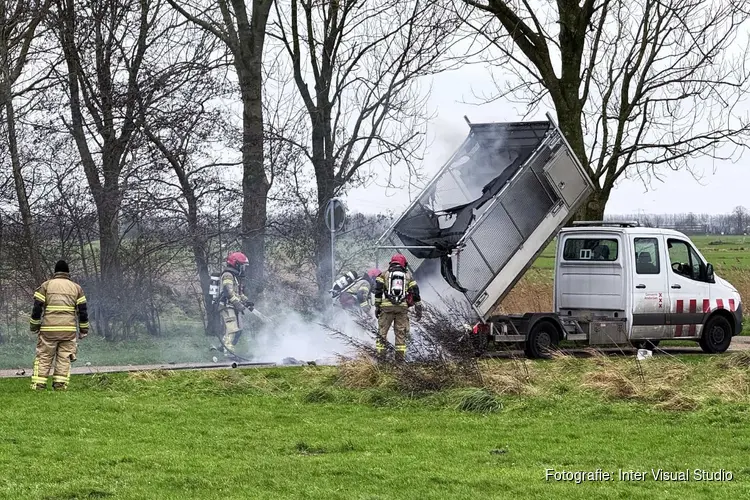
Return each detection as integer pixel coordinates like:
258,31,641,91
730,335,750,349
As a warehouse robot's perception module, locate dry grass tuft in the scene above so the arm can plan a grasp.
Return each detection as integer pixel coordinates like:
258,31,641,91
480,359,536,396
714,352,750,370
336,356,393,389
582,357,690,404
583,368,639,399
711,369,750,400
654,394,700,411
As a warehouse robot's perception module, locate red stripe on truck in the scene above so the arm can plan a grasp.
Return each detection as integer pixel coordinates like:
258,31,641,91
717,298,724,310
703,299,711,313
729,299,736,312
675,299,683,337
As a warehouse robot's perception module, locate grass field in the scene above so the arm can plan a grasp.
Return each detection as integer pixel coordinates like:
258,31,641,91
3,356,750,499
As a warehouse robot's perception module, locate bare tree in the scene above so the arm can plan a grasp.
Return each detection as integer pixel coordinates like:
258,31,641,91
135,22,240,334
166,0,274,299
53,0,159,337
458,0,750,219
270,0,456,295
0,0,52,284
732,206,748,235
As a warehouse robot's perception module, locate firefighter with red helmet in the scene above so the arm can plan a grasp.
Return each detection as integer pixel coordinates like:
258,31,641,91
374,254,422,362
218,251,254,358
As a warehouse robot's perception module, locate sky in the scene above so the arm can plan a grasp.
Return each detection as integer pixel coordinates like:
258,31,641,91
343,64,750,218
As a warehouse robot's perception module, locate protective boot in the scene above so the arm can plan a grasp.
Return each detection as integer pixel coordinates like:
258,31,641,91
375,337,387,363
31,383,47,390
53,382,67,391
394,349,406,364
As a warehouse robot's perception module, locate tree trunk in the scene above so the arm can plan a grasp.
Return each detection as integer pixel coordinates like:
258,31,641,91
314,162,336,301
555,107,611,222
238,70,269,301
186,202,215,336
4,95,44,284
575,187,607,221
96,195,121,339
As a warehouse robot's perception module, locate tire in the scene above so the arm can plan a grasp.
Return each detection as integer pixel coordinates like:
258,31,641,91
699,315,733,354
632,340,660,350
525,320,560,359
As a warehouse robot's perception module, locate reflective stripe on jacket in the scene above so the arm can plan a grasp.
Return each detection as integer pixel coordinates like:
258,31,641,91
220,269,247,310
30,272,88,341
345,279,372,308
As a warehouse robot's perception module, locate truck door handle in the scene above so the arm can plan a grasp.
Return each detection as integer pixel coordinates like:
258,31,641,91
636,284,646,289
671,284,681,289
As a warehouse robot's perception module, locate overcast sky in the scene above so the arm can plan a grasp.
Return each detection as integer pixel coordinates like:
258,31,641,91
343,64,749,217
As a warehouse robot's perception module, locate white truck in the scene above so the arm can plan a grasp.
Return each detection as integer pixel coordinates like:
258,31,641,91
377,113,743,358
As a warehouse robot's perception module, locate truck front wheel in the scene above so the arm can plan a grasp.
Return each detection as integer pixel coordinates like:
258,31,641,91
525,320,560,359
699,315,732,354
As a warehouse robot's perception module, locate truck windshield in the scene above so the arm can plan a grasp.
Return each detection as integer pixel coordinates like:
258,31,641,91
562,238,618,261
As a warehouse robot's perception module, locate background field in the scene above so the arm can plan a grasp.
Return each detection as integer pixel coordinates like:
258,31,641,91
1,235,748,370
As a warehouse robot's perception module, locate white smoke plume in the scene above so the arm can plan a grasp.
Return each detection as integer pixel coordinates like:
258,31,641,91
241,306,373,365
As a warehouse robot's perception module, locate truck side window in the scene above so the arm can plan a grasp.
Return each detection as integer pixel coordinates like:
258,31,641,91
667,239,705,281
562,238,618,261
634,238,660,274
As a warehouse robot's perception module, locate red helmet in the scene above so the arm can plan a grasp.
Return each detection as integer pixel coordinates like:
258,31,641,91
390,254,407,268
226,251,249,269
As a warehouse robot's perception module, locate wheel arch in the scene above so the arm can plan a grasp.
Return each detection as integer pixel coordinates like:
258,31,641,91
704,309,737,335
526,314,565,341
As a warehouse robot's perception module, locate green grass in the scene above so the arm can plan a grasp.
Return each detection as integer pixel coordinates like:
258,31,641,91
2,360,750,499
0,320,217,370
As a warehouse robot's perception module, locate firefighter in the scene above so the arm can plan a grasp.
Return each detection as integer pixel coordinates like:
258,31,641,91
374,255,422,362
29,260,88,390
218,251,254,358
338,269,380,316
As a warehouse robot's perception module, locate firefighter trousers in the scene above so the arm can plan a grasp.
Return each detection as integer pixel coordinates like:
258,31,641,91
32,335,76,389
377,308,409,360
219,306,242,352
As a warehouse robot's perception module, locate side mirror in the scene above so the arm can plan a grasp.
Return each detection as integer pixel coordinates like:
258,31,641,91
706,263,715,283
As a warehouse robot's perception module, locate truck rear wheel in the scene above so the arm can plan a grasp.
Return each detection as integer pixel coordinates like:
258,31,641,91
699,315,732,354
525,320,559,359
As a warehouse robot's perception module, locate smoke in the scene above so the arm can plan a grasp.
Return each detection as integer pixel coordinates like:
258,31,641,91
242,306,373,364
413,258,469,309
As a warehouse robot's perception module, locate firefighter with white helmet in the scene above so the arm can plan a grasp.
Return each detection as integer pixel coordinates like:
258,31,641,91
218,251,254,358
374,254,422,362
335,268,381,316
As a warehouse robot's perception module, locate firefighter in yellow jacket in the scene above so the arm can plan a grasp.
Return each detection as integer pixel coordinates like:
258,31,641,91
29,260,88,390
337,270,380,316
218,251,254,358
374,254,423,362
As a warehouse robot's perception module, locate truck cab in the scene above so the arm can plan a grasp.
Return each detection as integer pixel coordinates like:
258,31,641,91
554,222,742,353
